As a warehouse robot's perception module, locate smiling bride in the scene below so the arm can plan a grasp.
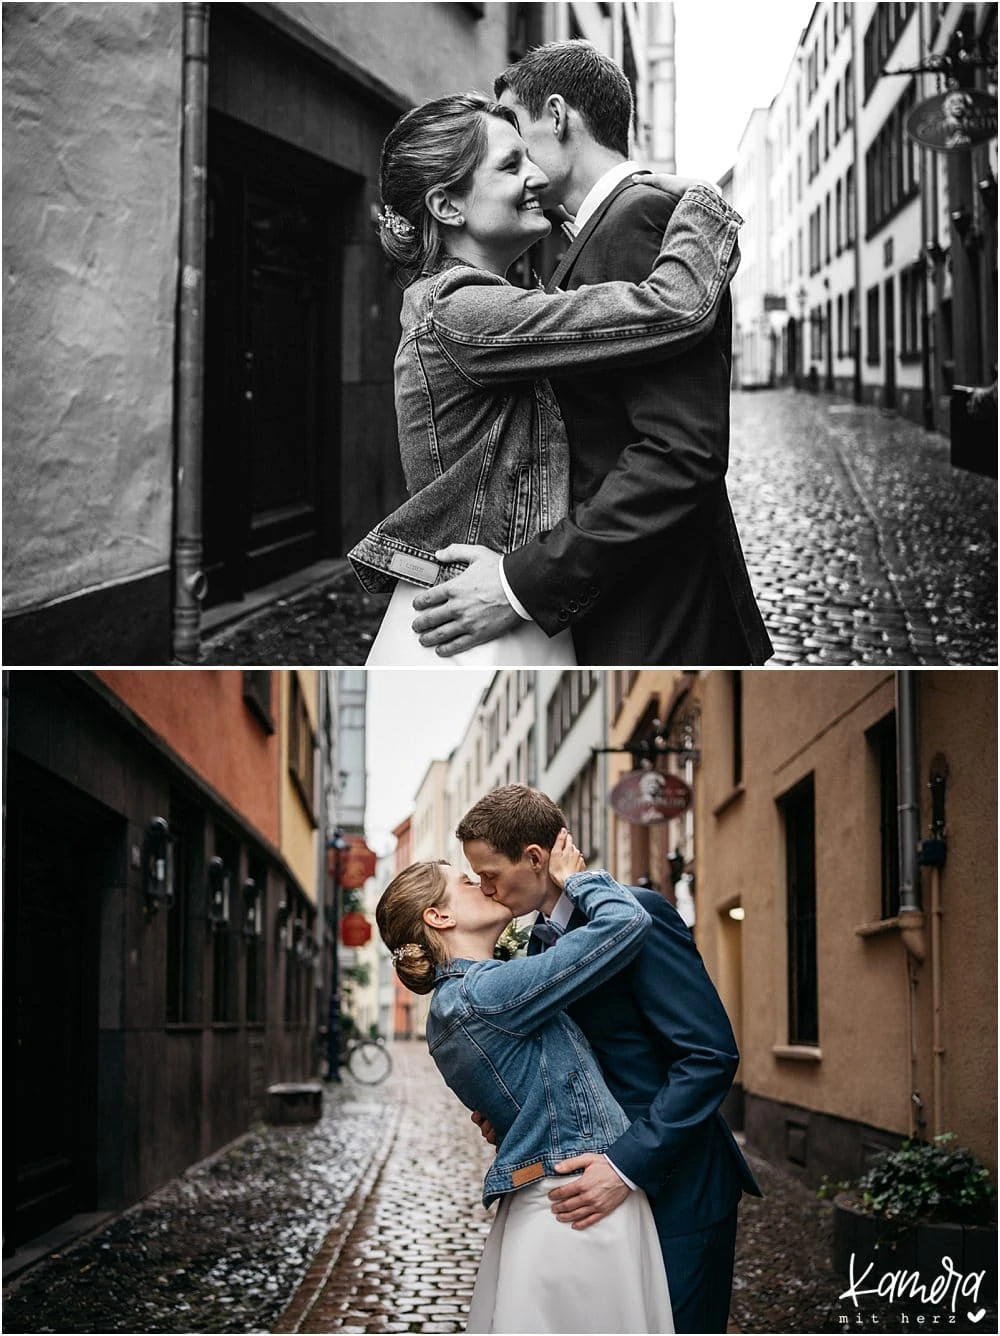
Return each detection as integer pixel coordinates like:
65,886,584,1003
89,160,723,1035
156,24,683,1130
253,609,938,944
347,91,742,666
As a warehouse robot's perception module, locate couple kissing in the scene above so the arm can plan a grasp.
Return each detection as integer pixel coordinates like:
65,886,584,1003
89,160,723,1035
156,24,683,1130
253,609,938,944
377,783,761,1334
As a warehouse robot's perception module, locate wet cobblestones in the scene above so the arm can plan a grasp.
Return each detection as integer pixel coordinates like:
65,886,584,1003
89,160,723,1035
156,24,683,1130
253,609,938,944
201,391,996,668
728,391,996,666
3,1043,989,1333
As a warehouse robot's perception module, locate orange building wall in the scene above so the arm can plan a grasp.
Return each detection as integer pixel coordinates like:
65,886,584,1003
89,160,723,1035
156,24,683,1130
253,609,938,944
97,669,280,847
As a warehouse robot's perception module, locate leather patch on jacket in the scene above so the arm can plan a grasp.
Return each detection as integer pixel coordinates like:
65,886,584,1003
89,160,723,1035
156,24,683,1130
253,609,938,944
511,1161,545,1187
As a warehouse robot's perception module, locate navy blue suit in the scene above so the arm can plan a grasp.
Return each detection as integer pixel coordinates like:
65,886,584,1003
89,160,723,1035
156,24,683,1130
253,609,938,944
530,889,761,1333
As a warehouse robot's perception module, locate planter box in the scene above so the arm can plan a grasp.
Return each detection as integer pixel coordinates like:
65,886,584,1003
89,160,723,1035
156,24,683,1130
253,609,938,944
264,1082,323,1125
833,1193,997,1310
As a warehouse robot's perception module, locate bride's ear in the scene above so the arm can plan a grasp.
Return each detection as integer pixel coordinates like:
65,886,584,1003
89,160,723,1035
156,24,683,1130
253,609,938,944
423,904,455,931
425,186,465,229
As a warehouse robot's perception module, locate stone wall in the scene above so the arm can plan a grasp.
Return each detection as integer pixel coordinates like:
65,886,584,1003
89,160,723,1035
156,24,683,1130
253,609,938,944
3,3,183,620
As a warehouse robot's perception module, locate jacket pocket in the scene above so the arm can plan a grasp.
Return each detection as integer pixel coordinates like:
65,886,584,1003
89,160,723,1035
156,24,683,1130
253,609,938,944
507,465,534,551
567,1071,593,1140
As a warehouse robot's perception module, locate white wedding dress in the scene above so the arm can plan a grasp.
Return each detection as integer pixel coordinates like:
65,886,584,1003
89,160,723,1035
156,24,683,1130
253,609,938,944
366,580,577,667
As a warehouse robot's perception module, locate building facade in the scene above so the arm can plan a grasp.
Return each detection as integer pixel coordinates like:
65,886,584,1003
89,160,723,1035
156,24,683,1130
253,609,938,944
692,669,998,1184
2,669,362,1259
729,1,996,430
3,1,673,665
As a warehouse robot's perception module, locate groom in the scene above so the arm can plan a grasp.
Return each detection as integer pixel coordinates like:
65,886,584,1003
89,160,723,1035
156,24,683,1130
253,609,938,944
456,784,762,1335
411,39,771,666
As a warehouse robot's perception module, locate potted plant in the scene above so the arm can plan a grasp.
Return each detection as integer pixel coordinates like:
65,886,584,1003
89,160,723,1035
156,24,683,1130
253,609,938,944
827,1134,996,1296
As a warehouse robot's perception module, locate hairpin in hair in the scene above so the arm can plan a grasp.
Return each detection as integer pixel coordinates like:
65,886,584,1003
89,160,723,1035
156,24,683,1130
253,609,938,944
377,203,417,239
391,942,423,965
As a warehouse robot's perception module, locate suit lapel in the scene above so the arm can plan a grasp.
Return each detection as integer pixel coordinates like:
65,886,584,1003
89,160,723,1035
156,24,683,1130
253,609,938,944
545,174,646,293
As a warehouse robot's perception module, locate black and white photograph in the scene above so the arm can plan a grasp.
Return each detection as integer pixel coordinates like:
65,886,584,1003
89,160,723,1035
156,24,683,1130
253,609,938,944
2,4,998,1336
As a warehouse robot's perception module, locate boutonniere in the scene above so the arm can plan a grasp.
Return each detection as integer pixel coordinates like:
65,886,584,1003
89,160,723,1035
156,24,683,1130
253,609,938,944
494,916,532,961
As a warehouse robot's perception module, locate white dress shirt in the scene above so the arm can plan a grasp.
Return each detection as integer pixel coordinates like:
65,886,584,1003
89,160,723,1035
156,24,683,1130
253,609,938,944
498,160,641,622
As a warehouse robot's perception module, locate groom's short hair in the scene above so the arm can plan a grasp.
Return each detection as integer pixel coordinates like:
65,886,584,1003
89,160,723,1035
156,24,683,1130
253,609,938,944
494,39,633,158
456,785,566,863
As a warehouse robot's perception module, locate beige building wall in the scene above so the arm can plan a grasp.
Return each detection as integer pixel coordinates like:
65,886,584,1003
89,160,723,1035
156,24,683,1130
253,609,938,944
279,670,320,903
694,669,997,1182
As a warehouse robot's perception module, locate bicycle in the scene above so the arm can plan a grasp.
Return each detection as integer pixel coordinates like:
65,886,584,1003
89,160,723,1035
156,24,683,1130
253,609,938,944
342,1031,392,1085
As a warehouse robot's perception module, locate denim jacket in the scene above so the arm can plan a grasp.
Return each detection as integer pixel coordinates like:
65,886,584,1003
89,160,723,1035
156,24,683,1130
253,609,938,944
349,186,742,593
427,870,652,1206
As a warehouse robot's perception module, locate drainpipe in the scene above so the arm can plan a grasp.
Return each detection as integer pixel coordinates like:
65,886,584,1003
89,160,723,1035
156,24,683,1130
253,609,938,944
849,5,862,405
917,4,935,431
896,671,927,1142
172,3,210,663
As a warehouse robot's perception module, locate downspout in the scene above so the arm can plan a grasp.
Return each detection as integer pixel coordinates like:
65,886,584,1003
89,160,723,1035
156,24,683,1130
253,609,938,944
850,4,862,405
172,4,210,663
918,4,935,431
896,672,927,1141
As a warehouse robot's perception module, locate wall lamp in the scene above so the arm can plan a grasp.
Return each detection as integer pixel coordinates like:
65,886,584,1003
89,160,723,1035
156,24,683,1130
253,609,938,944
143,817,176,913
977,172,998,222
206,856,231,929
924,239,946,268
242,877,262,939
276,898,292,948
950,207,982,252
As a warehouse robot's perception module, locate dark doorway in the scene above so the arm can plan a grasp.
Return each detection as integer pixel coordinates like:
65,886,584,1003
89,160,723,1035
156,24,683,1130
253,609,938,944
883,275,897,410
787,317,799,386
3,759,118,1248
203,113,345,606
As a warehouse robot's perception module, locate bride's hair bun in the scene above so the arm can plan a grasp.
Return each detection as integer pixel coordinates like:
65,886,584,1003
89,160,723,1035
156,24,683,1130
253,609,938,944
375,861,452,995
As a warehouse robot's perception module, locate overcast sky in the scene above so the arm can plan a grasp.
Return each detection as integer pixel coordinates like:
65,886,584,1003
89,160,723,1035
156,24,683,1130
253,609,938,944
672,0,814,182
365,670,495,855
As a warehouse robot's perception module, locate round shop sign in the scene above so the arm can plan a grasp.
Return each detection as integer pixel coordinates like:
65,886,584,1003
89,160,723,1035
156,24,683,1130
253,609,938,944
906,90,998,153
609,770,692,825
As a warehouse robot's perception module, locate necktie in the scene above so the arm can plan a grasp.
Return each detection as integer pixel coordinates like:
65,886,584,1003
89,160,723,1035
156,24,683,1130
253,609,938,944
530,918,564,948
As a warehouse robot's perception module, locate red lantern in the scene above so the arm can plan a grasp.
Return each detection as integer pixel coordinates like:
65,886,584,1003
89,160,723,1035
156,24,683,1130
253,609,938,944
340,911,373,948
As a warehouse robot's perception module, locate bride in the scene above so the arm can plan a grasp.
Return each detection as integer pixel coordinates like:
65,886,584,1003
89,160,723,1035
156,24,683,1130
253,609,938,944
348,92,741,666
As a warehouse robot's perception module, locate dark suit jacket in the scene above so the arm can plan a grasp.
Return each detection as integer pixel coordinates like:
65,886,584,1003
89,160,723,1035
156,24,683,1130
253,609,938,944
529,889,762,1239
503,179,773,666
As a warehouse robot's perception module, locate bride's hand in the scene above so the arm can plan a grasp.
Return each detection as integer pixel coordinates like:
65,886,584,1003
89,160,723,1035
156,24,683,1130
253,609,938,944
637,171,720,198
548,828,586,889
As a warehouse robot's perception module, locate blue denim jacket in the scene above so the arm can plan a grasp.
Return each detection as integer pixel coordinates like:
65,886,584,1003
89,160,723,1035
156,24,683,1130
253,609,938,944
349,186,742,592
427,871,652,1206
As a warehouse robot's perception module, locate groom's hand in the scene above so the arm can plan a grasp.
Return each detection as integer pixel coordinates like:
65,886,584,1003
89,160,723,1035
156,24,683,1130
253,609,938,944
549,1153,630,1229
410,544,522,656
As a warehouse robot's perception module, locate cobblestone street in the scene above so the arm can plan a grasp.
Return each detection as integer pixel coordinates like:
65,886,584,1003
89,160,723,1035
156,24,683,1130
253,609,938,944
6,1040,970,1335
201,390,996,668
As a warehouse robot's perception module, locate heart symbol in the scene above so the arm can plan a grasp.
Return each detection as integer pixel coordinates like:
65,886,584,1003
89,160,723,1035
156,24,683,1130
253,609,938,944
968,1310,986,1324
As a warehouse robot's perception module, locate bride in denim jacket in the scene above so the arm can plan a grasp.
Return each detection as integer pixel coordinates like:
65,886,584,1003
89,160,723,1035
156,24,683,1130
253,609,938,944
349,92,742,667
376,829,674,1333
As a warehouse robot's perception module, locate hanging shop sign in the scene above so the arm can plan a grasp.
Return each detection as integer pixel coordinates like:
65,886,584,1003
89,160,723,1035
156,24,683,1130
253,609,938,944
340,911,373,948
609,770,692,825
906,90,998,153
330,835,378,888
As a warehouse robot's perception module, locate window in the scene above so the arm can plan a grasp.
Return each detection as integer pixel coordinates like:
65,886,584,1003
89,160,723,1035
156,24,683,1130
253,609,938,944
834,84,841,141
780,776,818,1046
547,671,597,762
866,285,881,365
835,179,843,254
559,757,599,863
731,672,743,788
868,716,900,920
847,288,857,358
863,3,914,100
844,62,854,126
825,192,832,265
823,103,830,161
837,293,845,358
288,674,317,824
900,262,922,361
864,81,919,237
243,671,275,734
845,165,856,244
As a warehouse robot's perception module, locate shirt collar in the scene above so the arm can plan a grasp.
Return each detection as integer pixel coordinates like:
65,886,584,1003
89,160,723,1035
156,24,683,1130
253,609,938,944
546,891,576,932
572,159,641,235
